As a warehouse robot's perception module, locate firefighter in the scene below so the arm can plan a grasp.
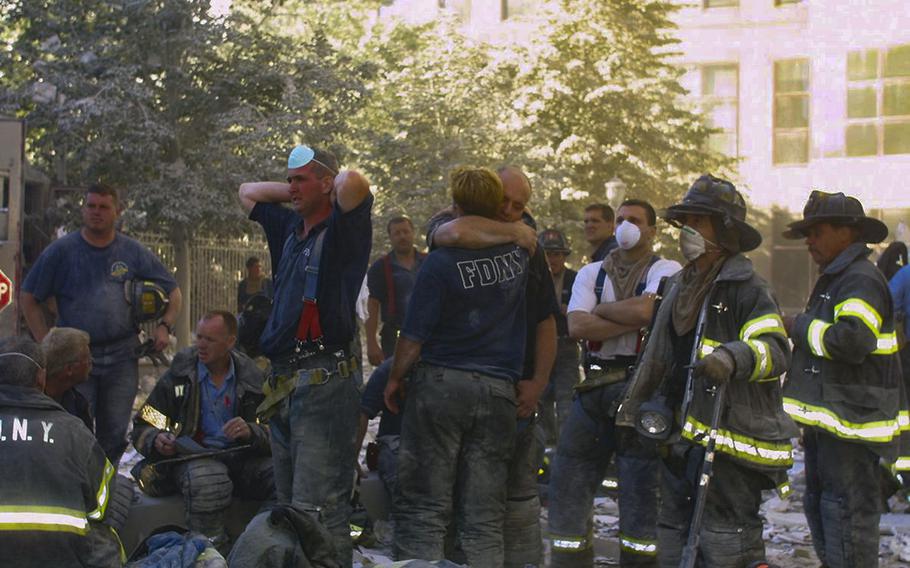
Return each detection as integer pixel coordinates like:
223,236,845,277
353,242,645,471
0,337,124,567
616,175,798,567
384,167,531,567
131,310,274,549
538,228,581,442
239,146,372,567
425,165,558,567
548,199,681,567
21,182,182,465
782,190,906,567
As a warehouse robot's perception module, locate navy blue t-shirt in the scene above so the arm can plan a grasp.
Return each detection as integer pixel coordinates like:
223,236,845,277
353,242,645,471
367,250,426,327
401,244,529,381
22,231,177,347
250,195,373,358
360,358,401,437
425,211,558,378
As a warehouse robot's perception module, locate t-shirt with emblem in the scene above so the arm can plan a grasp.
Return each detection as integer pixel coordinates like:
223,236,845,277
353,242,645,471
22,231,177,350
401,244,529,381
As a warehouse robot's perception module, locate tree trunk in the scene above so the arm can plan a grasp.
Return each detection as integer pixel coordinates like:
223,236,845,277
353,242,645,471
172,224,192,349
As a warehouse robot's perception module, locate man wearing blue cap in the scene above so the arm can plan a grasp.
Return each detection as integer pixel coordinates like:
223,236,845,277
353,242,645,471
239,145,372,567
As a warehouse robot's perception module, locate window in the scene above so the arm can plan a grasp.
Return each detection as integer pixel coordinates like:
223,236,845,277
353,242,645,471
774,59,810,164
500,0,536,20
439,0,471,22
846,44,910,156
704,0,738,7
702,64,739,157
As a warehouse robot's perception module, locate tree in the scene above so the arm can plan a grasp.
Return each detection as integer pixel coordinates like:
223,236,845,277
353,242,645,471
512,0,732,253
0,0,370,233
0,0,372,341
347,17,524,249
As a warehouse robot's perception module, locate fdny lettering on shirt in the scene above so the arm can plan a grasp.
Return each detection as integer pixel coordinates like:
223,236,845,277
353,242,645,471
457,251,524,289
0,417,55,444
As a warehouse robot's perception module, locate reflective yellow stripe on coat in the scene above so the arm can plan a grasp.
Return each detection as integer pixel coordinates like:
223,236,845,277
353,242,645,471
0,505,89,535
783,397,901,443
808,298,899,358
682,416,794,467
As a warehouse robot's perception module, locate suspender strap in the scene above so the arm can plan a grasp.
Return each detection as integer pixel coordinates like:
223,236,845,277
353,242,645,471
383,253,396,322
295,228,328,344
588,255,660,352
594,266,608,299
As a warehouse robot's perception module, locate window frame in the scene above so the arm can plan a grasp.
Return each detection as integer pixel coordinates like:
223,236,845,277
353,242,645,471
703,0,738,8
773,58,811,166
701,63,740,158
845,44,910,157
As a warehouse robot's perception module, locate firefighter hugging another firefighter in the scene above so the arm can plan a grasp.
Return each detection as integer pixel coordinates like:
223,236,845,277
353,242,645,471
5,148,910,568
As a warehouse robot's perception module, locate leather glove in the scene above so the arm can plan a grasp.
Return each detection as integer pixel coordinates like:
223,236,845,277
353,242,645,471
694,347,735,386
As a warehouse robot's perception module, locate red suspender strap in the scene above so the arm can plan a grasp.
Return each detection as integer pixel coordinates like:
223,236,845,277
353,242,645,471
294,228,328,344
383,253,396,322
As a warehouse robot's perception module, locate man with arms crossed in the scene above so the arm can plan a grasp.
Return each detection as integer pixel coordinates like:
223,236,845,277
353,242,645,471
548,199,680,566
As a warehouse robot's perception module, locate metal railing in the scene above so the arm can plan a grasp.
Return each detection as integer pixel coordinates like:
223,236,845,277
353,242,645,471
135,232,272,327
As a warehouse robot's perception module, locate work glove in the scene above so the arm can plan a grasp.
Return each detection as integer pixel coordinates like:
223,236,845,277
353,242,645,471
694,347,735,386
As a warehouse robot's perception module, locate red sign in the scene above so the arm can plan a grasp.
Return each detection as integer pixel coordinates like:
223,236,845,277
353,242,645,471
0,269,11,312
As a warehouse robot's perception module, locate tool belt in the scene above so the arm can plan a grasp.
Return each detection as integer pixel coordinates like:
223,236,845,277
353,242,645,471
574,356,635,393
257,350,358,422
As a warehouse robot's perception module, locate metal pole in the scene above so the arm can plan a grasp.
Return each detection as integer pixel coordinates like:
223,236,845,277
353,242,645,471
679,382,727,568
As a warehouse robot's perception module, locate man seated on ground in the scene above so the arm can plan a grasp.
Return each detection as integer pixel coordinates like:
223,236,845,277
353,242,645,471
41,327,94,432
131,310,274,548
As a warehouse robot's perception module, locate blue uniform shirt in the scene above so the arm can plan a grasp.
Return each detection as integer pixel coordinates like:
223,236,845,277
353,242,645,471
250,195,373,358
360,358,401,437
367,250,426,327
401,244,529,381
197,358,237,449
22,231,177,348
889,264,910,337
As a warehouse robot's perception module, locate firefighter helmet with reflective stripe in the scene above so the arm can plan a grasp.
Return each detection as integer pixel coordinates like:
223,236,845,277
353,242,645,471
124,280,169,323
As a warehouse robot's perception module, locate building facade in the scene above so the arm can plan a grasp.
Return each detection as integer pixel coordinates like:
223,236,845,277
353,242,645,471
381,0,910,310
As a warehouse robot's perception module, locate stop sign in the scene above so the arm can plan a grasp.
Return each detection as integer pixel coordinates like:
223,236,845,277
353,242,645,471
0,269,12,312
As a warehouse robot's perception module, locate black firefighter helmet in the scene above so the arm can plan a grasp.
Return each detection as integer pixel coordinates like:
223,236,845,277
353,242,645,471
125,280,169,323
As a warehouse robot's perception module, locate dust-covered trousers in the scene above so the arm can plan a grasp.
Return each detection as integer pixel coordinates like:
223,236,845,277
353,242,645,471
377,434,400,500
548,380,659,567
394,364,517,568
140,452,275,538
269,353,362,568
802,428,882,568
503,414,547,567
658,443,771,568
540,337,581,444
78,337,141,464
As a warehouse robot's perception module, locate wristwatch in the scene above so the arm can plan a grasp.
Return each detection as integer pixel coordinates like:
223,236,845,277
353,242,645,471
157,321,174,335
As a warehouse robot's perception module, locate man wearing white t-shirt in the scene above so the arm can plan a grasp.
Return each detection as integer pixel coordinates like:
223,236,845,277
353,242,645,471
548,199,680,567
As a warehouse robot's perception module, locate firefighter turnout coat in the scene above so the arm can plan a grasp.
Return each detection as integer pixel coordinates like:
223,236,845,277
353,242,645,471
617,254,799,483
784,242,907,466
131,347,270,462
0,384,120,567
